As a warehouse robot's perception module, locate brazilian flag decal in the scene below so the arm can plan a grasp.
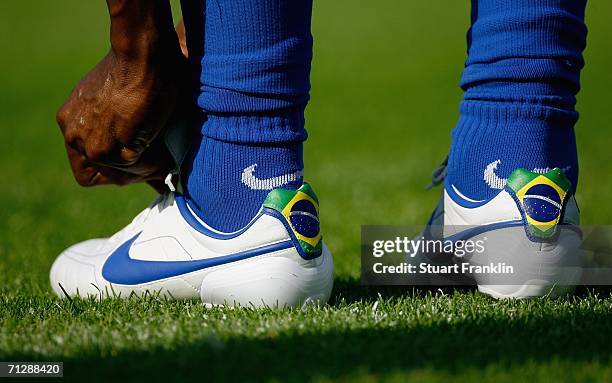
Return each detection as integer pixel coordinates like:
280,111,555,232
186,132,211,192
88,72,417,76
506,168,571,239
263,183,323,257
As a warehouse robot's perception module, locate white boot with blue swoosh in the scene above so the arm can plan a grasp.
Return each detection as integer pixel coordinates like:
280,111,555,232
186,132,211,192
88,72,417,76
50,183,334,308
425,159,583,299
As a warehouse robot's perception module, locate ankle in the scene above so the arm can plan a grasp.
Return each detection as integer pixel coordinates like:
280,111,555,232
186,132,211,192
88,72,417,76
185,136,304,232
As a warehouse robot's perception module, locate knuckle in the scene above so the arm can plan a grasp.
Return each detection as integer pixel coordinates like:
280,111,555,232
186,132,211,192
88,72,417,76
56,105,70,127
85,145,109,163
63,128,79,147
120,147,141,165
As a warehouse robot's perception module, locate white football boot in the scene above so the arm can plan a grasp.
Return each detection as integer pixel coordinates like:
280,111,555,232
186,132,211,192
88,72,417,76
50,183,334,308
423,158,583,299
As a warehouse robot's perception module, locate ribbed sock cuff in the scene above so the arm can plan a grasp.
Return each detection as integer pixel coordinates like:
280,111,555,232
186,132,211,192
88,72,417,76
457,100,578,129
201,108,308,144
447,100,578,200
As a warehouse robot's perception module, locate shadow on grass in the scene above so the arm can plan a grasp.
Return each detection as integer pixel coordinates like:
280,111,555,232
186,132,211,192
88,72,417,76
7,279,612,382
57,308,612,381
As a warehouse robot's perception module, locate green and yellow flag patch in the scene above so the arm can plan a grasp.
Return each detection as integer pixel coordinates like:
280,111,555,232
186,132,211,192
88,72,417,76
506,168,571,239
264,183,322,257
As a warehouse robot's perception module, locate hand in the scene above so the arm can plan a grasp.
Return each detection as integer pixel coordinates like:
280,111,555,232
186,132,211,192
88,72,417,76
57,44,185,188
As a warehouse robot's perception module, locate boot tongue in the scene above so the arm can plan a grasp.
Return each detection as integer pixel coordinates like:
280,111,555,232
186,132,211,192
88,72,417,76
106,193,174,246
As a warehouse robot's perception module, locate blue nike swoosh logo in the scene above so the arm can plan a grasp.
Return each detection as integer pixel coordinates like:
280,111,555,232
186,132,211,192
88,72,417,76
101,233,294,285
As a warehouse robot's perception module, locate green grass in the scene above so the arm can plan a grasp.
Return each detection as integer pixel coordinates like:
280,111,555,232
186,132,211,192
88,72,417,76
1,1,612,382
3,289,612,382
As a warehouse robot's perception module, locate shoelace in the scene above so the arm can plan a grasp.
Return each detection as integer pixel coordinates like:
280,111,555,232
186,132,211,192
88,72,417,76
426,155,448,190
107,192,173,244
107,171,177,245
165,173,176,192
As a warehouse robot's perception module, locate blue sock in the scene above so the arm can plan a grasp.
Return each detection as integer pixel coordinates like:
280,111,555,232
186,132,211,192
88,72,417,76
185,0,312,232
446,0,587,201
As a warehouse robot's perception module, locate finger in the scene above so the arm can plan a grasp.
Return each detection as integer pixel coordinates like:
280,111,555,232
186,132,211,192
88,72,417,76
96,166,144,186
92,137,174,179
66,145,142,187
56,85,82,134
126,140,173,176
120,146,142,165
66,144,109,186
92,155,168,186
56,101,73,134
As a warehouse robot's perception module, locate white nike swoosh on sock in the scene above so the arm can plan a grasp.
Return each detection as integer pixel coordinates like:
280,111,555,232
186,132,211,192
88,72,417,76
241,164,304,190
483,160,507,190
